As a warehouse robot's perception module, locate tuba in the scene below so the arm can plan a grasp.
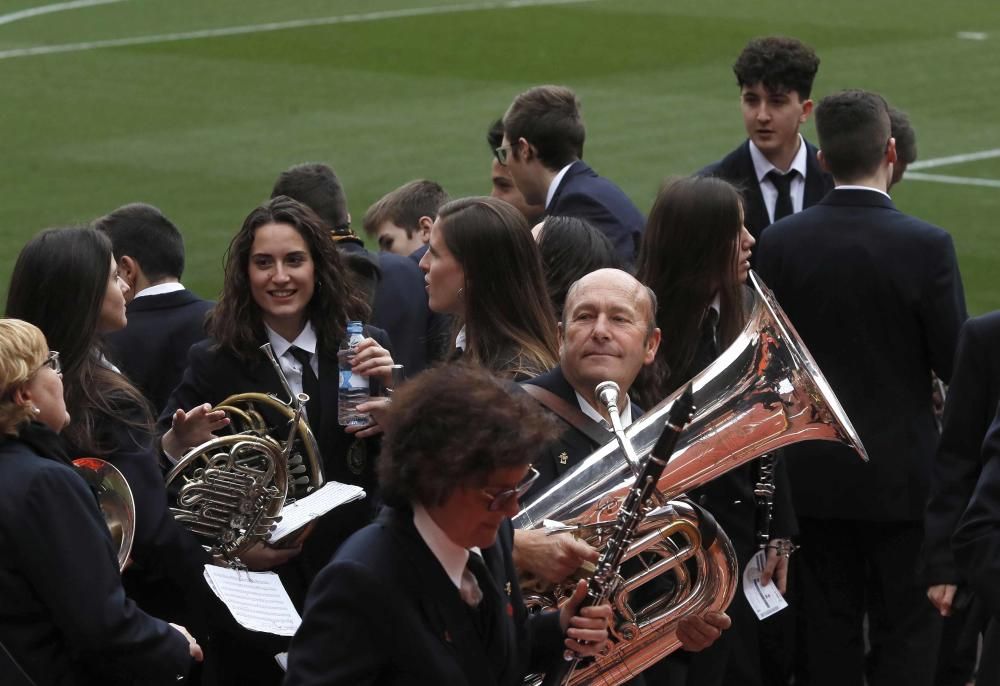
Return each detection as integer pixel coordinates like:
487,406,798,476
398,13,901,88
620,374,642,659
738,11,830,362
164,343,324,563
74,457,135,572
517,271,868,685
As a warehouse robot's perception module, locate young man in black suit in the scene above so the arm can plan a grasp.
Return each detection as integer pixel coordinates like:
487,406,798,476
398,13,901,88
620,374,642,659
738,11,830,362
96,203,213,414
361,178,449,262
486,117,545,228
756,89,967,686
700,37,833,253
953,403,1000,684
923,311,1000,685
500,85,644,266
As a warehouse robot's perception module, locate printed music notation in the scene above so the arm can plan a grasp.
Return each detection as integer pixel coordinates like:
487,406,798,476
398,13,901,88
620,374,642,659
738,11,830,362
268,481,366,542
203,566,302,636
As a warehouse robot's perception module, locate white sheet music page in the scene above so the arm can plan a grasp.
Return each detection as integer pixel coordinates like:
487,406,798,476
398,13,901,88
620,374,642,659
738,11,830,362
203,566,302,636
742,548,788,619
268,481,366,542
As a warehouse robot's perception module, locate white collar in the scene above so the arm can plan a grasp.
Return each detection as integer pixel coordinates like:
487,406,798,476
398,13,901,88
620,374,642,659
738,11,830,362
133,282,184,299
455,325,467,351
413,503,471,590
835,184,891,199
749,134,808,183
545,162,577,209
575,390,633,429
265,321,318,358
709,292,721,316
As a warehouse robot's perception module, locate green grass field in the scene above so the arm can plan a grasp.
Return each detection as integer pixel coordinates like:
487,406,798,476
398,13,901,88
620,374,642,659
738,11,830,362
2,0,999,313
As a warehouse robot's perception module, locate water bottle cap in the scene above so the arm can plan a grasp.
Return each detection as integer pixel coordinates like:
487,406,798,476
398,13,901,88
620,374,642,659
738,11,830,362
347,320,364,333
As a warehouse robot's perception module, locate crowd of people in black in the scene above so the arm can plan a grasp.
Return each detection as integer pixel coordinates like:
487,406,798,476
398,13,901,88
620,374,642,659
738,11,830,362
1,33,996,686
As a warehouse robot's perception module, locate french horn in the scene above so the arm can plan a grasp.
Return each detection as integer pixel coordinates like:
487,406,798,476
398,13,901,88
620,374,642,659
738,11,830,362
164,343,324,563
517,271,868,685
73,457,135,572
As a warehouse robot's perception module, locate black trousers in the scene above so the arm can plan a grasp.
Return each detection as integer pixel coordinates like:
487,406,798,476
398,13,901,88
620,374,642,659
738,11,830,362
792,517,941,686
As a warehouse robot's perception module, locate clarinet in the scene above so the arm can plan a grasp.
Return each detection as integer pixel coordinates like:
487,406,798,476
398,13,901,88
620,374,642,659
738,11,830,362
543,384,696,686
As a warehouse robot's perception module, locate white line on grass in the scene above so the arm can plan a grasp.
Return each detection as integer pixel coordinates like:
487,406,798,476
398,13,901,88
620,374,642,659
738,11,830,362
909,148,1000,170
0,0,598,60
0,0,126,27
904,172,1000,189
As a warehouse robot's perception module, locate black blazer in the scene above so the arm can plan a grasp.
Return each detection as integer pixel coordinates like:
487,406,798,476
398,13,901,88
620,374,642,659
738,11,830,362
524,366,621,490
284,506,563,686
160,327,391,599
547,160,645,267
339,240,437,375
0,426,191,685
923,311,1000,585
699,138,833,249
755,188,967,521
954,408,1000,616
106,289,213,414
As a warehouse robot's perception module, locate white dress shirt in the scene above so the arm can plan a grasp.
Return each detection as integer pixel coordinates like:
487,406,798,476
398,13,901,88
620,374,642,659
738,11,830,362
133,282,185,299
413,503,472,590
545,162,576,209
575,391,634,430
264,322,319,409
749,134,809,222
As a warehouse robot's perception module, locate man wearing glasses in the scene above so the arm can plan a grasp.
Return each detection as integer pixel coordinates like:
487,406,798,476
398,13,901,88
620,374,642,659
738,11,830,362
499,85,644,266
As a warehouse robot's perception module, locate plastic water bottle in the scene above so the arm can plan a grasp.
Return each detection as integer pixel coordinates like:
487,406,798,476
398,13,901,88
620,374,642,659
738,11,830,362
338,321,370,426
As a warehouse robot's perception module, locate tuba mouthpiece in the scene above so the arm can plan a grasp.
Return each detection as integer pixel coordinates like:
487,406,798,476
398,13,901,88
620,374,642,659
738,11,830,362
595,381,620,411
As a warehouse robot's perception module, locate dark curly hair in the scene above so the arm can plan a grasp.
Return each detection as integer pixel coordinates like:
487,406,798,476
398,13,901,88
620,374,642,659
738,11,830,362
378,363,561,508
733,36,820,100
207,195,370,361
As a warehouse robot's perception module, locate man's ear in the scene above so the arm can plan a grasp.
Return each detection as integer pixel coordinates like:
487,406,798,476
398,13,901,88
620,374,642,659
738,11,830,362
556,321,565,355
517,137,535,162
117,255,141,292
816,149,830,174
886,137,898,166
800,98,814,123
644,328,662,366
417,216,433,243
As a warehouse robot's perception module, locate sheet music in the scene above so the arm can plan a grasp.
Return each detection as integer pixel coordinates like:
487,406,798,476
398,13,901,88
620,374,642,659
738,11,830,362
742,549,788,620
203,566,302,636
269,481,366,542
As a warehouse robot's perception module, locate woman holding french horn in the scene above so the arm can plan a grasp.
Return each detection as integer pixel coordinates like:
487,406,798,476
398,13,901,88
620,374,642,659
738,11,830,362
0,318,201,684
158,195,396,684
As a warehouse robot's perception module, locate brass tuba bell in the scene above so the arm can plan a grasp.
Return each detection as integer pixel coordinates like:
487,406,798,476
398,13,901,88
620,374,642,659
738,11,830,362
517,271,868,685
164,343,325,563
73,457,135,572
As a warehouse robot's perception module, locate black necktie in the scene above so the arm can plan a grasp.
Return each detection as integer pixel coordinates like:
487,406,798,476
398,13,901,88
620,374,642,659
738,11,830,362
289,347,322,428
766,169,798,221
465,553,495,635
701,307,720,360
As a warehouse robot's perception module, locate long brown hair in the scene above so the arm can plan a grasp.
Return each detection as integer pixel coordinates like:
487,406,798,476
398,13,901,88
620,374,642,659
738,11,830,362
6,227,152,454
437,197,558,379
208,196,370,361
633,177,747,407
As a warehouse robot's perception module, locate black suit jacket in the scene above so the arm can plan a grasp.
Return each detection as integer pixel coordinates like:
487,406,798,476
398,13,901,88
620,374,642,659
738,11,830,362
756,188,967,521
160,328,390,601
284,506,563,686
954,408,1000,616
699,139,833,251
339,240,438,375
923,311,1000,585
547,160,645,267
0,426,191,685
106,289,213,414
523,366,621,490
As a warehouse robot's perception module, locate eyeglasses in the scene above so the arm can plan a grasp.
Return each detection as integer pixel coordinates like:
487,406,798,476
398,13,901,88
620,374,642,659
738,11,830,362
493,144,513,167
484,466,540,512
35,350,61,375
